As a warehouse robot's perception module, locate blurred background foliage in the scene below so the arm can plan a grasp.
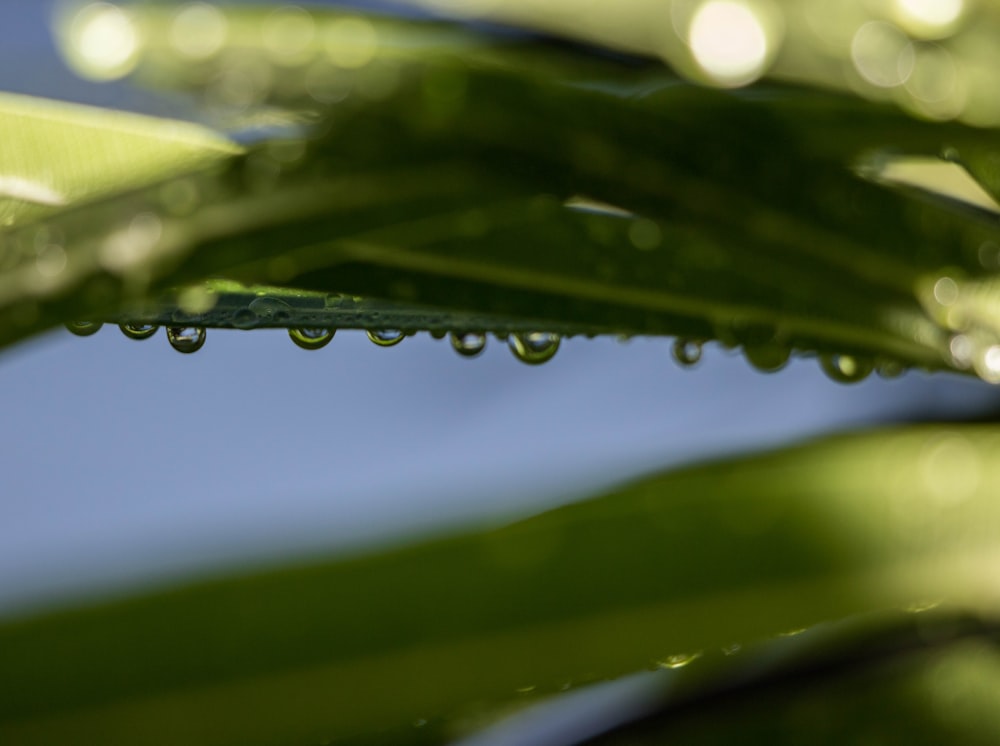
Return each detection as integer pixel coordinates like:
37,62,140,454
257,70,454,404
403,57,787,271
5,0,1000,744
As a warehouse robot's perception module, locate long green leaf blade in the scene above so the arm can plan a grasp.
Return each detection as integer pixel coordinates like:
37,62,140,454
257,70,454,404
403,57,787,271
3,425,1000,744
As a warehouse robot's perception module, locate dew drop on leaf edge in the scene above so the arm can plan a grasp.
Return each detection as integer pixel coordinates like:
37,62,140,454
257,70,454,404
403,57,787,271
119,323,159,341
167,326,206,354
820,353,874,384
289,328,334,350
450,331,486,358
367,329,405,347
875,356,907,379
672,338,703,368
742,342,791,372
66,321,102,337
508,332,560,365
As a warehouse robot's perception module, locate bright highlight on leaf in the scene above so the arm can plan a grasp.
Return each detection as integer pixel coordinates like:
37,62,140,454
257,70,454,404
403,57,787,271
0,176,65,207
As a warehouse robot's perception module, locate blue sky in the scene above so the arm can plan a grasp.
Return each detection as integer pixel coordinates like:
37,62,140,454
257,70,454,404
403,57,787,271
1,1,998,618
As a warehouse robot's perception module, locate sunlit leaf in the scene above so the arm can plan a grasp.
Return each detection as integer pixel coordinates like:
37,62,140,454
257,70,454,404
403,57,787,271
0,92,239,229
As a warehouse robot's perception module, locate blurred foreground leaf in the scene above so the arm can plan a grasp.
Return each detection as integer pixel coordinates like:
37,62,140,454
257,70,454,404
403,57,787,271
0,92,239,229
4,425,1000,744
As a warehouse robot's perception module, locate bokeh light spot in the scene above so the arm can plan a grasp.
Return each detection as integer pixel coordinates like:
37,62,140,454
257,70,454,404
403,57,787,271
851,21,914,88
65,3,139,80
688,1,770,86
170,3,228,60
323,17,378,69
895,0,964,35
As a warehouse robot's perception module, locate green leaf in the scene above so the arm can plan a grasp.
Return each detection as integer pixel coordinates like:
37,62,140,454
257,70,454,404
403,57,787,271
3,425,1000,745
0,92,239,229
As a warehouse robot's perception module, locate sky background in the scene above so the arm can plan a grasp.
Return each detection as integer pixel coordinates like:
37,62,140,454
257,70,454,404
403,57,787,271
2,1,999,619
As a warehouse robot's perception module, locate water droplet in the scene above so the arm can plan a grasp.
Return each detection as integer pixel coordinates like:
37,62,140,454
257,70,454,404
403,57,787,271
656,651,702,670
743,342,790,372
367,329,404,347
65,321,102,337
248,296,292,323
120,323,158,341
732,322,789,371
450,331,486,358
232,308,260,330
289,328,334,350
876,356,907,379
672,338,703,367
167,326,206,354
721,643,742,656
509,332,560,365
820,354,874,383
941,146,961,163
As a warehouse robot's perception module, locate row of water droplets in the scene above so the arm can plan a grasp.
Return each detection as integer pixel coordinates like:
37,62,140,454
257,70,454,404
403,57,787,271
66,320,907,382
670,335,904,383
65,321,561,364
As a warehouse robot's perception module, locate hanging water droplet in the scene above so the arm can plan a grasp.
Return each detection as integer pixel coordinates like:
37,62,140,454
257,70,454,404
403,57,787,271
743,343,790,372
509,332,560,365
656,651,702,670
289,328,334,350
732,322,789,371
167,326,206,354
450,331,486,358
672,338,703,368
65,321,103,337
820,353,874,383
875,356,907,379
367,329,405,347
119,323,158,340
430,329,447,340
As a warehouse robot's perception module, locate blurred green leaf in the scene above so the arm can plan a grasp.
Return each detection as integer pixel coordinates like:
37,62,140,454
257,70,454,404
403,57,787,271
0,92,239,229
3,425,1000,744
